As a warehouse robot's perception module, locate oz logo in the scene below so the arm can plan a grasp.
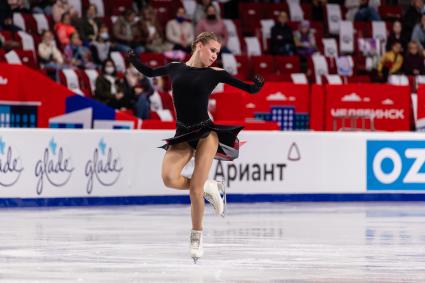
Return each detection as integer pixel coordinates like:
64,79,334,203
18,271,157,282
0,137,24,187
367,141,425,190
84,138,123,194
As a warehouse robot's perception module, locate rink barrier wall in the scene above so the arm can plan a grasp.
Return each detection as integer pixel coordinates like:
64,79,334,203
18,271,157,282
2,194,425,208
1,129,425,207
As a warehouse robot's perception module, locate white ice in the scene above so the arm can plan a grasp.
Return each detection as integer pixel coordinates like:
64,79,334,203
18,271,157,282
1,202,425,282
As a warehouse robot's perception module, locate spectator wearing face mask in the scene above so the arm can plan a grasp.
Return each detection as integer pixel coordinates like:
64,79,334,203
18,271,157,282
166,7,194,53
38,30,64,81
90,24,111,64
193,0,221,25
95,59,130,109
195,4,230,53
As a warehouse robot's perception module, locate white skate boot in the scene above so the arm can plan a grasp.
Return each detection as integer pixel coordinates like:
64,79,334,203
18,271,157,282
203,179,226,217
190,230,203,263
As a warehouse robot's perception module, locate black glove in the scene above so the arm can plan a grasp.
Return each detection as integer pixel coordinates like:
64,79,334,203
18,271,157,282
127,49,136,59
253,74,265,90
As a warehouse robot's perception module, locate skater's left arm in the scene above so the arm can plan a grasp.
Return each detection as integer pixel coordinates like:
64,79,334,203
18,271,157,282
214,68,264,94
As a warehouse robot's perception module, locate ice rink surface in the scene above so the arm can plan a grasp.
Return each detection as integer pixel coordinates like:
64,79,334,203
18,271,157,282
1,202,425,283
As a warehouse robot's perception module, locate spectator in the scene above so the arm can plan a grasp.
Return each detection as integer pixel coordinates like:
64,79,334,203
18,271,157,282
0,15,22,32
402,0,424,40
403,41,425,75
378,42,403,80
270,11,295,55
312,0,327,21
411,13,425,49
31,0,55,15
196,5,230,53
90,24,111,64
133,80,153,119
0,0,12,26
166,7,194,53
38,30,64,80
386,21,409,52
8,0,29,12
64,32,95,69
95,59,130,110
294,20,317,57
76,4,101,44
113,9,144,54
138,5,172,52
193,0,221,25
354,0,381,22
54,12,77,47
52,0,76,23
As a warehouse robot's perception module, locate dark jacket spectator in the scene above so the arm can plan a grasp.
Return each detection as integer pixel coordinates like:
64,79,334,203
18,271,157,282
270,11,295,55
354,0,381,22
402,0,424,40
95,59,130,109
76,4,102,44
386,21,409,52
403,41,425,75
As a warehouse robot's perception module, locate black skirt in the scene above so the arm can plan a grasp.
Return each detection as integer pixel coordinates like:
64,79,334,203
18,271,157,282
160,119,243,161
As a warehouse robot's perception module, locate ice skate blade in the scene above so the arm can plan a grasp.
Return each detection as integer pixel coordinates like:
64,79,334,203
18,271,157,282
192,257,199,264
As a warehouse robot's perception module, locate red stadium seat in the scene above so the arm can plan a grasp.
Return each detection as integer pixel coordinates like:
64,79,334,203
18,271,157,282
104,0,133,16
233,55,251,80
379,5,402,21
140,53,166,68
15,49,38,69
275,56,301,74
354,22,372,38
151,0,183,27
239,3,264,35
263,3,288,19
251,55,275,76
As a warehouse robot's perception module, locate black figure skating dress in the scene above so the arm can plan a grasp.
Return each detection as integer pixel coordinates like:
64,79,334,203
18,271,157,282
129,55,263,161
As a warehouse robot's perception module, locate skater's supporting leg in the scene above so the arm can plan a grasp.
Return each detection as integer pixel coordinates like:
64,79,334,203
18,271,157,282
190,132,219,231
161,142,194,190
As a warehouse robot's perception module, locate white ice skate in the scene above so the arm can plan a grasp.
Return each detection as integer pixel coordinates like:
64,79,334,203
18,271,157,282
203,179,226,217
190,230,203,263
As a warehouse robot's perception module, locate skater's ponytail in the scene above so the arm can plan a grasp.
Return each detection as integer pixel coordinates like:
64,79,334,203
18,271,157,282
191,32,220,53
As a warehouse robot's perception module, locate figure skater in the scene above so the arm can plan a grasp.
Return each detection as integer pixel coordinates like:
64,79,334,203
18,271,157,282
127,32,264,263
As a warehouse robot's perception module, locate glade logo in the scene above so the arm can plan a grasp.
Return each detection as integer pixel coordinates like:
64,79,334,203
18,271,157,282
367,141,425,190
34,138,74,195
84,138,123,194
0,137,24,187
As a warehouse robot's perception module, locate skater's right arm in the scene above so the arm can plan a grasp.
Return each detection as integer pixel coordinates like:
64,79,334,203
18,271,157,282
127,49,170,77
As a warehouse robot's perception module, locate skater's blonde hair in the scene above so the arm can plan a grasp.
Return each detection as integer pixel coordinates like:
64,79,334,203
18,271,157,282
191,32,221,53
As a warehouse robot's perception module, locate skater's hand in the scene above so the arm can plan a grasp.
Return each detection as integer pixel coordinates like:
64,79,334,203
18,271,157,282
127,49,136,59
253,74,264,90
